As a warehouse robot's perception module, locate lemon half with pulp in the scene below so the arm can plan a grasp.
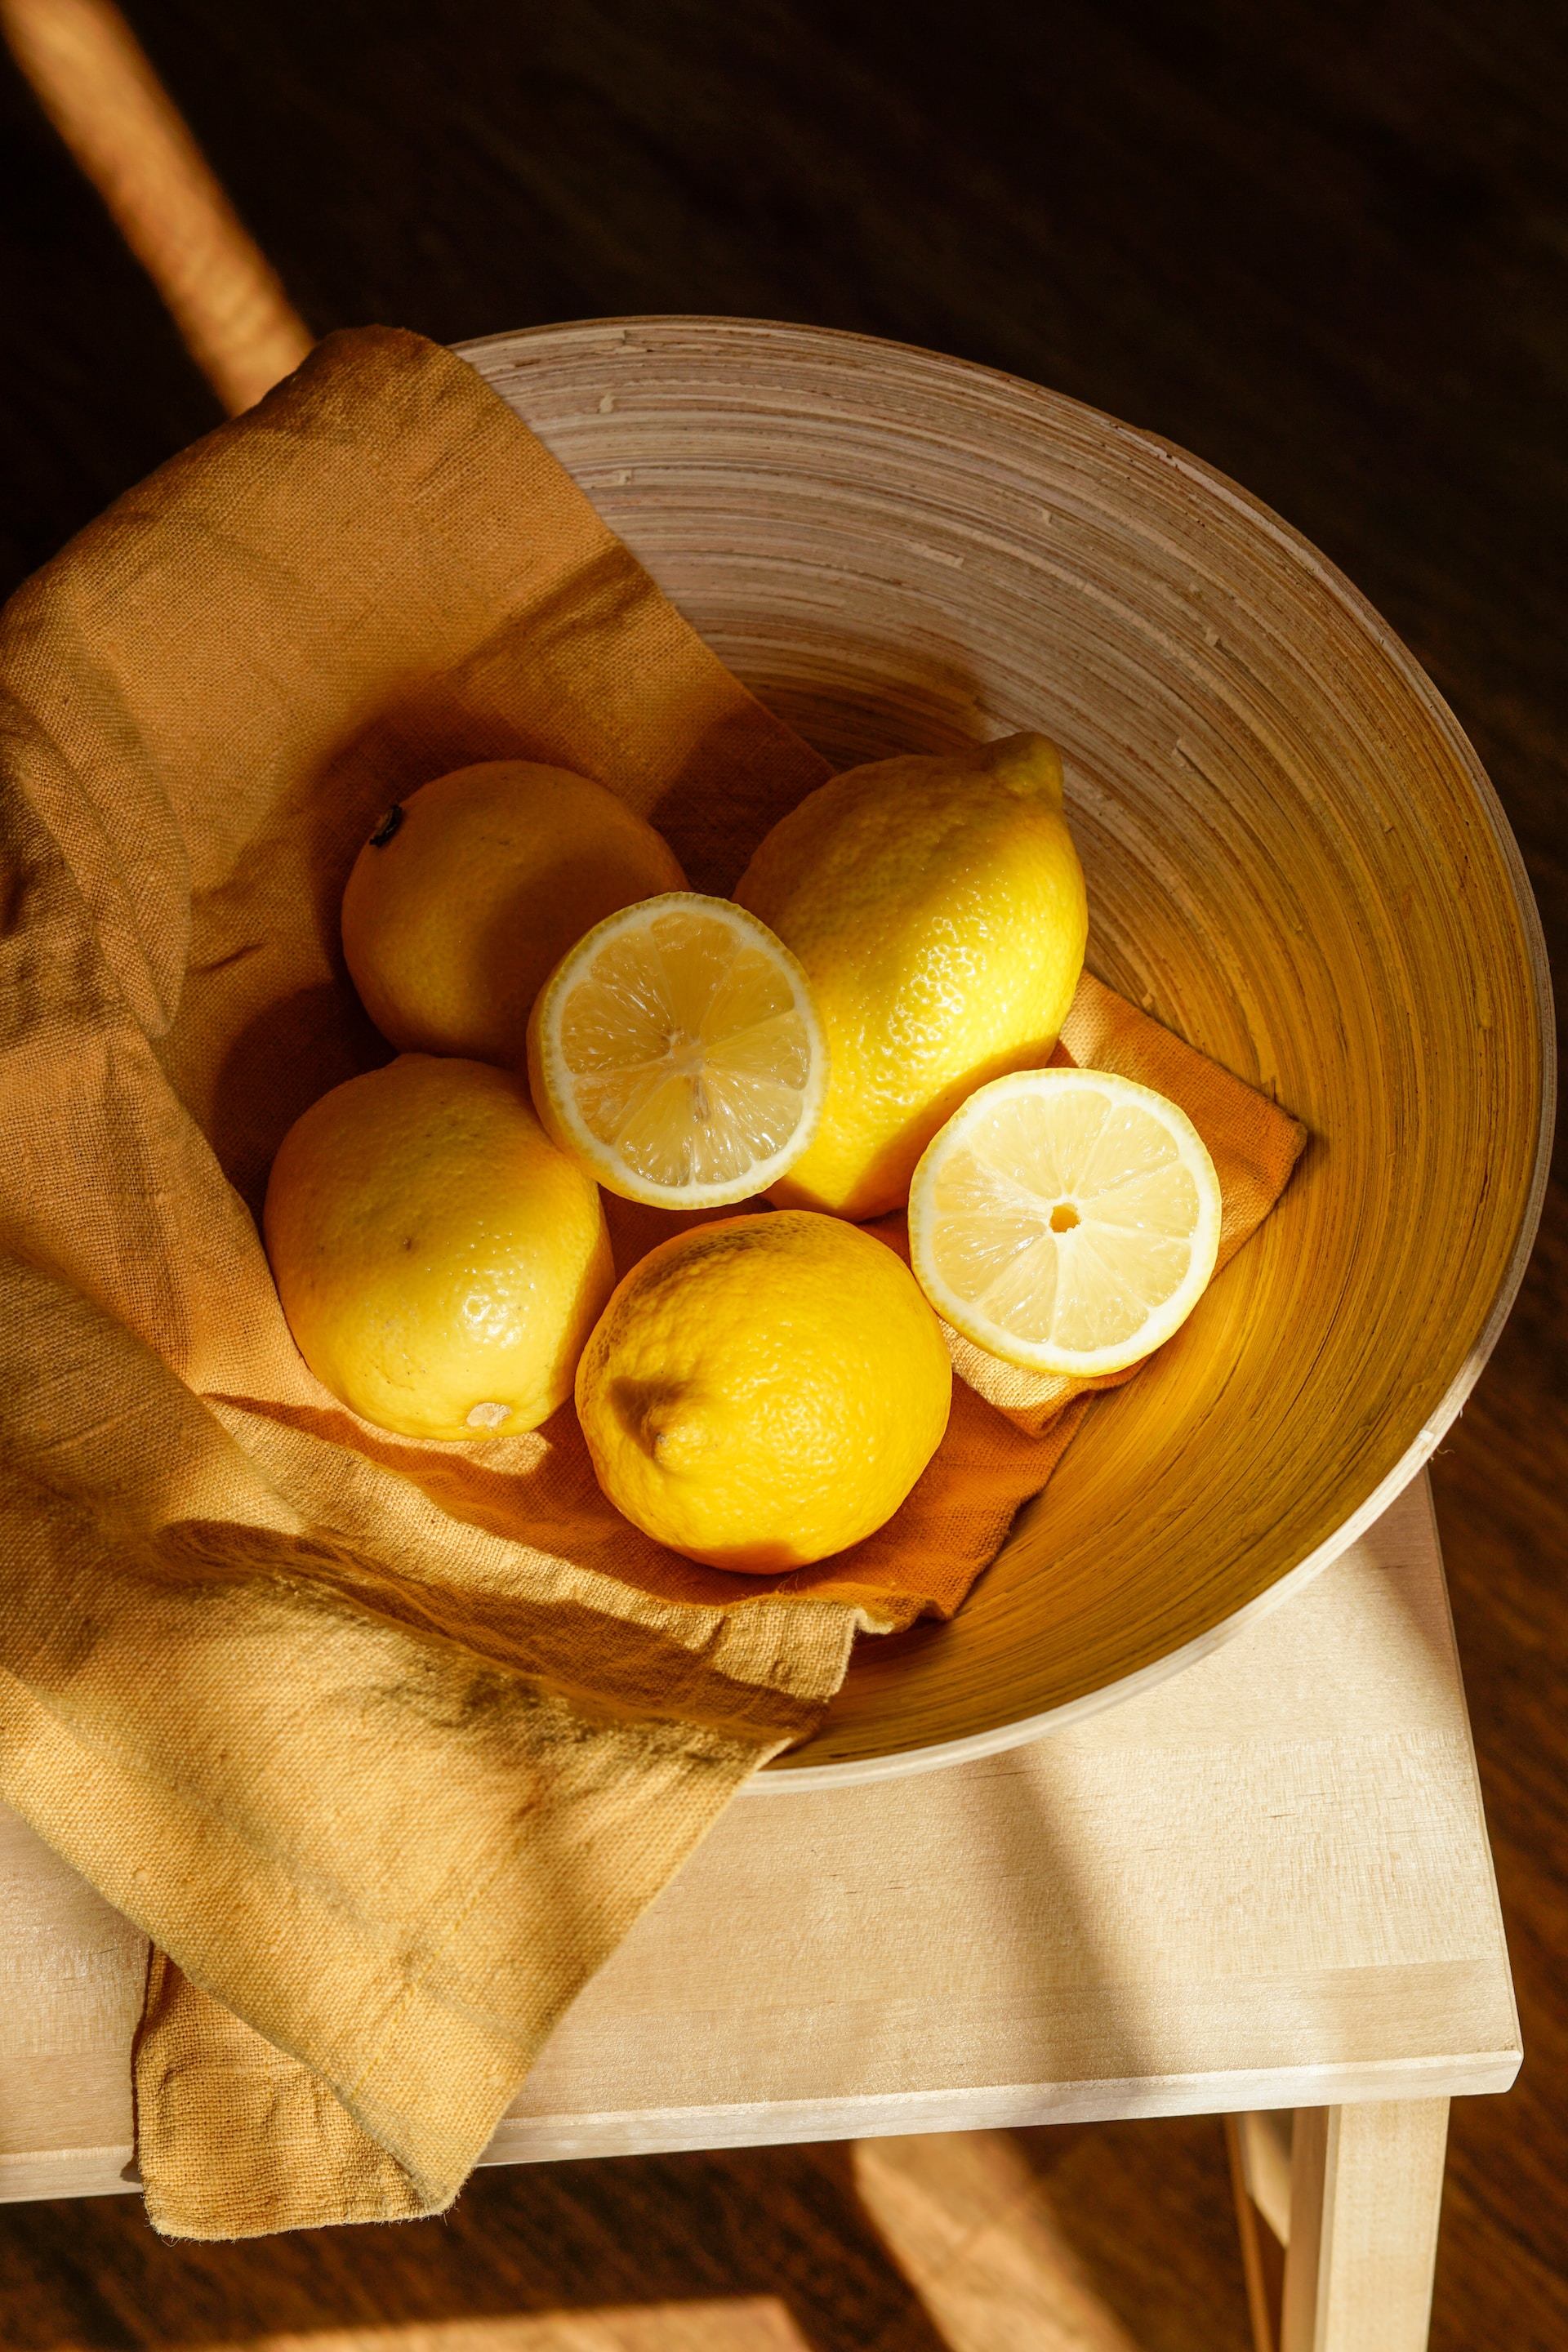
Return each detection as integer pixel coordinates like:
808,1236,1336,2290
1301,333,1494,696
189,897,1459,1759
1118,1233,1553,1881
909,1068,1222,1376
528,893,826,1208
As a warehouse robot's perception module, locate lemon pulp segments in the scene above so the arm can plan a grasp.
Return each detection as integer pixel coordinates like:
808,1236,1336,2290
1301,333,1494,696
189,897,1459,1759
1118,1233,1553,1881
909,1070,1222,1374
529,893,826,1205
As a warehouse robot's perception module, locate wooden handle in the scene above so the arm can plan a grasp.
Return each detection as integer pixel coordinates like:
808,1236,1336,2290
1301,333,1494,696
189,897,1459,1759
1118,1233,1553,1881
2,0,312,412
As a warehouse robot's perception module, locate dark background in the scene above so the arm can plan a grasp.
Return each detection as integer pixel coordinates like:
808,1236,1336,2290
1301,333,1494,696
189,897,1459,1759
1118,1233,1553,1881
1,2,1564,2345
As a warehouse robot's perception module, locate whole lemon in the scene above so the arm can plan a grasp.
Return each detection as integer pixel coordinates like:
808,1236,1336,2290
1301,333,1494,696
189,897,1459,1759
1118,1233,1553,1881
341,760,684,1062
734,733,1086,1218
264,1054,612,1440
576,1210,952,1572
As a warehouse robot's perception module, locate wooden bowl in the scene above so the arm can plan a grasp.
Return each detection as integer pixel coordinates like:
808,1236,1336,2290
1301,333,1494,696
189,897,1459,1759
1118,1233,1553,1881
461,320,1552,1786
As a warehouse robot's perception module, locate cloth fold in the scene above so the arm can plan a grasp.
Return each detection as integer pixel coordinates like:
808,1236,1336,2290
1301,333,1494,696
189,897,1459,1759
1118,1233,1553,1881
0,326,1303,2238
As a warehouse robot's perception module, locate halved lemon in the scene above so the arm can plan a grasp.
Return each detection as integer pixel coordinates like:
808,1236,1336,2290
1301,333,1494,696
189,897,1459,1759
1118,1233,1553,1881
527,893,828,1208
908,1067,1222,1376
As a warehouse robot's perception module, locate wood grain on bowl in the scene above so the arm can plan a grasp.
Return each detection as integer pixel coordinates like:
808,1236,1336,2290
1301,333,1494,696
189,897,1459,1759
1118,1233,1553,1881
459,318,1552,1777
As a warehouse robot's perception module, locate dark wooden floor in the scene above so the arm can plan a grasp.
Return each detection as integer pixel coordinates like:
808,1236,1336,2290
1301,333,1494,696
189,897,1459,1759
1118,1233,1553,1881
1,2,1564,2345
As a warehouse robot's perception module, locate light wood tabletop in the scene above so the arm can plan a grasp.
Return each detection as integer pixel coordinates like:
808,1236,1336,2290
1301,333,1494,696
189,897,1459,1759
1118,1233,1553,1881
0,1468,1517,2217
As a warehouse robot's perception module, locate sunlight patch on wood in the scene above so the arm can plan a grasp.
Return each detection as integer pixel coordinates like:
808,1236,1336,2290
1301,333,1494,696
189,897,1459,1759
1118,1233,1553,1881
189,2301,813,2352
852,2131,1143,2352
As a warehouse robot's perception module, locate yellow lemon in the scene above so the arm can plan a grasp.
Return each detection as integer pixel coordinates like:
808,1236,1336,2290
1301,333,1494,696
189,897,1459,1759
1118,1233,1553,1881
734,732,1087,1219
528,893,826,1209
909,1068,1222,1376
576,1210,952,1571
264,1054,612,1440
341,760,684,1062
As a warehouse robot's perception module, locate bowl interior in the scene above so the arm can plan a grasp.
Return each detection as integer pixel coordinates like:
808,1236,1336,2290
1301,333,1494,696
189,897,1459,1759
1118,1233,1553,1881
463,319,1550,1781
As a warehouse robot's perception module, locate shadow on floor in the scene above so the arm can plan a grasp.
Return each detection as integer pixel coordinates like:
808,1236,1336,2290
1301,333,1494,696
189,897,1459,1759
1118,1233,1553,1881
0,2140,952,2352
0,2117,1264,2352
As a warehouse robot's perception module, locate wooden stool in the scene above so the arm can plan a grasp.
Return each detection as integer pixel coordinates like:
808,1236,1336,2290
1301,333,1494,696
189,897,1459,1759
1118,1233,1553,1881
0,1470,1517,2350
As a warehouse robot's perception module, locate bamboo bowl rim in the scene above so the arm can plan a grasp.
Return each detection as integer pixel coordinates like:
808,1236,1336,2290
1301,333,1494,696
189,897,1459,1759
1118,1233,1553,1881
461,318,1554,1790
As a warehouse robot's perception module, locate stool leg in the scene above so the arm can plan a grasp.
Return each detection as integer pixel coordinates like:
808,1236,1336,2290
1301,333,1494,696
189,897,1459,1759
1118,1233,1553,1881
1226,2114,1285,2352
1280,2100,1450,2352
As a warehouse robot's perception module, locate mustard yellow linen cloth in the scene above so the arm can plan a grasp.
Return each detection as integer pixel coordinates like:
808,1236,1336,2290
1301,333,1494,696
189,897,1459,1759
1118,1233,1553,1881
0,326,1304,2238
